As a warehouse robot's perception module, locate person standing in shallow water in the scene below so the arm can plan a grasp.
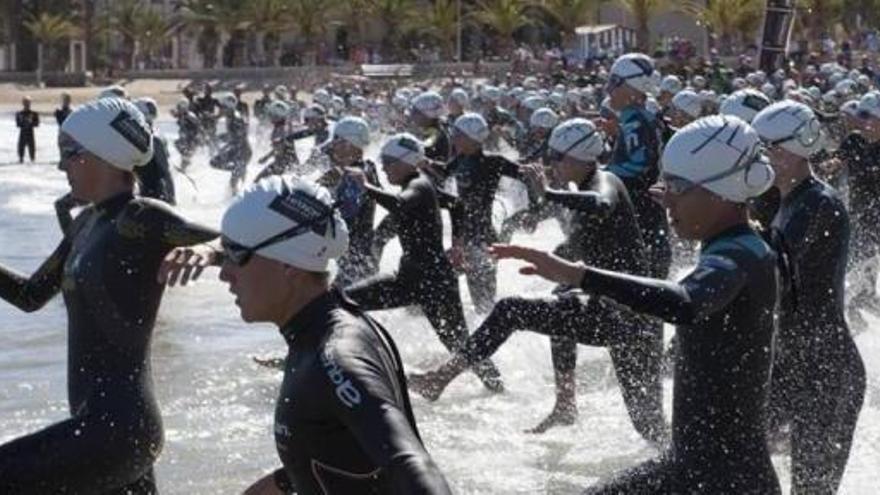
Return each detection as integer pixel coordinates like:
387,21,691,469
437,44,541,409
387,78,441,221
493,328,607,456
16,96,39,163
459,116,782,494
0,97,218,494
753,100,866,494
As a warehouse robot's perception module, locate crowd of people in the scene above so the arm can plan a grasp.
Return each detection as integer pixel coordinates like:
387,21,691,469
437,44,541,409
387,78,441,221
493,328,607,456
1,46,878,494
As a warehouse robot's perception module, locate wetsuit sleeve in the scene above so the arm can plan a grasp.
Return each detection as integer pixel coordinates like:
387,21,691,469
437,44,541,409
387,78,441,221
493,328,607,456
321,337,452,494
544,179,618,218
287,128,315,141
34,112,39,127
119,199,219,249
496,156,524,180
579,251,748,325
0,212,83,312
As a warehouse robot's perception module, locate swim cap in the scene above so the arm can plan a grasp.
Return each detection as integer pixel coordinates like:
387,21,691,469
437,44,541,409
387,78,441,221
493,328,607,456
662,115,774,203
858,91,880,119
521,96,547,112
671,90,704,119
752,101,824,158
660,75,683,95
692,75,706,90
99,85,127,99
267,100,290,120
380,133,425,166
449,88,469,107
350,95,368,110
481,86,502,103
61,97,153,171
274,85,289,99
840,99,860,117
529,108,559,129
222,176,349,272
133,97,158,124
548,118,604,162
328,116,370,150
760,83,777,99
411,91,445,119
313,89,332,107
720,89,771,124
218,93,238,109
302,104,326,121
175,98,189,113
453,113,489,143
609,53,660,94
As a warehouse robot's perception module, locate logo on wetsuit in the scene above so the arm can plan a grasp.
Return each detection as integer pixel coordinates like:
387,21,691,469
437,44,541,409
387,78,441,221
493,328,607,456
320,348,362,408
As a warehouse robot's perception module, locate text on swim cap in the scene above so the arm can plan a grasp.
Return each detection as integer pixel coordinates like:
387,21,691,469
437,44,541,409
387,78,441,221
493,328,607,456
269,190,333,236
110,111,151,153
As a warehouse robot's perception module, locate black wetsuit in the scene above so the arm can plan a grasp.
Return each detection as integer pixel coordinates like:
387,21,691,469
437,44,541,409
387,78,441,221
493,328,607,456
371,121,453,266
235,100,249,122
333,160,380,287
272,289,452,495
452,171,666,443
255,123,299,182
580,224,780,494
55,106,72,126
136,135,176,205
254,95,272,122
435,150,526,313
346,172,504,391
606,105,671,279
210,110,252,189
15,109,39,162
0,192,218,494
194,95,219,146
839,132,880,312
767,176,866,493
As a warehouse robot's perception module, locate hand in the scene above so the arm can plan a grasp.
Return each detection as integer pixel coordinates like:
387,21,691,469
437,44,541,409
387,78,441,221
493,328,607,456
446,242,466,270
648,182,666,206
488,244,586,286
523,163,547,197
242,473,284,495
157,245,219,286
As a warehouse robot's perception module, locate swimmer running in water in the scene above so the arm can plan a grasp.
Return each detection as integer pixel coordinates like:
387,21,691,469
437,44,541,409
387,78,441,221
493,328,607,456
0,98,218,493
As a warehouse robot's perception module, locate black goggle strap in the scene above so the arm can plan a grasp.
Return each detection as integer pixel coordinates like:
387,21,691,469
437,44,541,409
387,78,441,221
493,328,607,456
548,129,597,162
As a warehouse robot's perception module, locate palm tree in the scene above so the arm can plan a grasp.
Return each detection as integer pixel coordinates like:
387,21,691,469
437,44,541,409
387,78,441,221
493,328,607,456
404,0,459,60
285,0,334,64
682,0,763,55
110,0,146,69
527,0,603,47
797,0,844,48
471,0,533,57
614,0,675,51
333,0,373,57
23,11,79,85
243,0,292,66
364,0,418,60
179,0,244,68
131,8,181,68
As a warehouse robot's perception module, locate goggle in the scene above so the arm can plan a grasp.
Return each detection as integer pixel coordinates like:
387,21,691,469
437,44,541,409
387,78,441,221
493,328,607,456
222,200,340,267
58,137,87,169
605,59,654,93
760,107,822,148
661,151,767,196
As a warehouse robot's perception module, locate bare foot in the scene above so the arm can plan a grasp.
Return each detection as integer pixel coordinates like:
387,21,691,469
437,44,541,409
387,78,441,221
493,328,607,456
252,355,285,370
526,405,577,434
407,372,446,402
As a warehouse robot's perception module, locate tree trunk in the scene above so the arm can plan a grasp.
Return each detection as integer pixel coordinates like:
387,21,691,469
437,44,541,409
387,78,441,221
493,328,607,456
36,42,43,86
637,15,650,52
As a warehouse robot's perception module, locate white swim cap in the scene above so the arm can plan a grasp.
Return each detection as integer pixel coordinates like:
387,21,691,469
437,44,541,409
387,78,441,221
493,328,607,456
481,86,502,103
671,90,704,119
609,53,660,94
99,85,128,100
267,100,291,120
411,91,445,119
548,118,604,162
380,133,425,166
313,89,332,107
328,116,371,150
521,95,547,112
692,75,707,90
61,97,153,171
752,100,824,158
175,98,189,113
302,104,326,121
350,95,368,110
760,83,777,99
720,89,771,124
529,107,560,129
662,115,774,203
274,85,289,99
840,99,860,117
449,88,469,107
221,177,349,272
218,93,238,109
453,113,490,144
133,97,158,124
858,91,880,119
660,75,683,95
